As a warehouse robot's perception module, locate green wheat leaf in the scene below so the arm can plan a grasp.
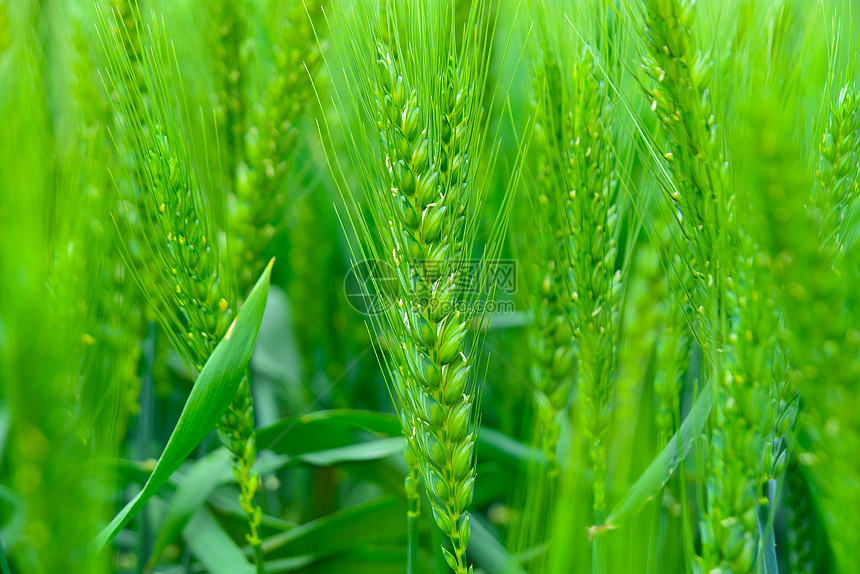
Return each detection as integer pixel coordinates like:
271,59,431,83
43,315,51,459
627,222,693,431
296,437,406,466
184,508,255,574
599,386,713,532
756,503,779,574
94,259,274,552
147,448,232,567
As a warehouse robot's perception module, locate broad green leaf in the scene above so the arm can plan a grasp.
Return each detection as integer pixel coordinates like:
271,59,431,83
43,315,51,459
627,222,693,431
184,508,255,574
261,495,405,560
148,448,232,566
297,437,406,466
470,514,526,574
601,386,713,531
477,427,545,468
256,409,402,455
94,260,273,551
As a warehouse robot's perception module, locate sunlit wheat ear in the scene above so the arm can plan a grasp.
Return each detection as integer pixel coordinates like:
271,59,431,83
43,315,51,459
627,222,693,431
97,6,267,570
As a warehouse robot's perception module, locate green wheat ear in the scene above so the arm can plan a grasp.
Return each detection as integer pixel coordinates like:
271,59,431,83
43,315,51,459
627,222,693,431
525,1,626,521
0,3,128,571
636,1,800,571
228,1,327,291
315,1,529,571
815,82,860,259
97,6,268,570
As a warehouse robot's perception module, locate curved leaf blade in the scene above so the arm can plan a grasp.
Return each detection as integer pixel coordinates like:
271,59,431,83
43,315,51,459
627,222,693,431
601,386,713,531
184,508,255,574
95,260,274,551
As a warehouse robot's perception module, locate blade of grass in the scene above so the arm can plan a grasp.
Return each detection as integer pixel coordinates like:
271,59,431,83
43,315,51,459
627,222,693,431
95,260,274,551
297,437,406,466
184,508,255,574
598,385,712,531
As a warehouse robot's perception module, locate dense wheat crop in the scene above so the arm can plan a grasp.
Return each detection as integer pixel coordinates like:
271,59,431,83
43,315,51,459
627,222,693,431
0,0,858,573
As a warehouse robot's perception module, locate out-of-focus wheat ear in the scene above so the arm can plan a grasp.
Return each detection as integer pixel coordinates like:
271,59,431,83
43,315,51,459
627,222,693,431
207,0,247,194
814,83,860,260
229,2,328,292
732,21,860,568
521,42,576,477
0,5,121,570
638,2,766,571
640,0,726,343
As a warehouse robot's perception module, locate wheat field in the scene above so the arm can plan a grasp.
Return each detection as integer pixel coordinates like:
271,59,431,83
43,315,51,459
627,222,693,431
0,0,858,573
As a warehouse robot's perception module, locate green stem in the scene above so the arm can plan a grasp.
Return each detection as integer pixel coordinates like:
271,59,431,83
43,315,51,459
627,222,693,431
252,542,266,574
220,373,265,574
451,531,469,574
591,508,604,574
